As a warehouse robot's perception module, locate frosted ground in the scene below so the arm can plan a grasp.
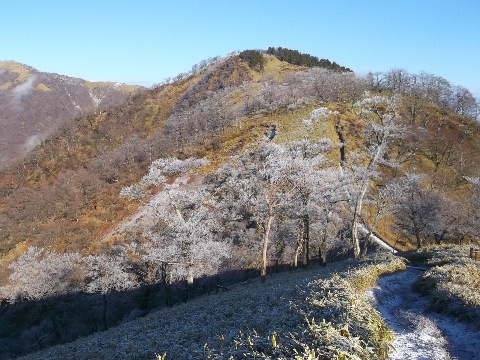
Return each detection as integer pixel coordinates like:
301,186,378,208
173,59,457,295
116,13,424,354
20,254,479,360
21,256,389,359
368,267,480,360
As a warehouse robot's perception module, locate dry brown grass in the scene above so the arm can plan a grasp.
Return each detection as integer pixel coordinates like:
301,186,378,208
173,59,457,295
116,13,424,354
0,61,32,83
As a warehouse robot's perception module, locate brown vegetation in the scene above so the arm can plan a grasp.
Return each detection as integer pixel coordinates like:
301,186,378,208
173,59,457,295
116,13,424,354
0,54,479,286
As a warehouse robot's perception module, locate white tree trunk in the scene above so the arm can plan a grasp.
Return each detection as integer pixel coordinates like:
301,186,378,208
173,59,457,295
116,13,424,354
352,179,369,258
261,210,274,281
186,265,194,285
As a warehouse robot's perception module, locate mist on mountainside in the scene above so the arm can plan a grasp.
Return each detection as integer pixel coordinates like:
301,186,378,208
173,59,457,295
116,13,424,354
0,61,145,170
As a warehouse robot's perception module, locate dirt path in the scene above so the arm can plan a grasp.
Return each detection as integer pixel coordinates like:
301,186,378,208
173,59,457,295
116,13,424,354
367,267,480,360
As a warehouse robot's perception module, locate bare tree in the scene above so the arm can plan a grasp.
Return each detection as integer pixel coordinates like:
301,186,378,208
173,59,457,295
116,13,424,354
349,94,403,258
389,174,447,248
360,182,396,256
451,85,478,119
464,177,480,243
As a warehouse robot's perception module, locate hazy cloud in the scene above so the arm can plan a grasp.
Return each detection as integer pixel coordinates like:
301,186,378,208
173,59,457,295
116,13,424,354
13,75,37,100
22,134,43,152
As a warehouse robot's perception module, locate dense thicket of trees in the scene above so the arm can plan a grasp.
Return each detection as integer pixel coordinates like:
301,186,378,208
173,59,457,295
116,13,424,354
239,49,265,71
267,47,352,72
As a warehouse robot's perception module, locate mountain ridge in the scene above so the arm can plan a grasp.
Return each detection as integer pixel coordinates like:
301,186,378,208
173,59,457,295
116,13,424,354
0,52,478,266
0,60,145,169
0,49,479,359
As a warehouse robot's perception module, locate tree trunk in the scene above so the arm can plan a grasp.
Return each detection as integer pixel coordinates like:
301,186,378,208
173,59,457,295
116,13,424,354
415,232,422,249
293,240,302,268
352,150,384,258
319,243,327,266
351,211,362,259
351,117,390,258
261,212,274,282
302,214,310,268
292,219,303,268
186,265,194,285
361,231,372,257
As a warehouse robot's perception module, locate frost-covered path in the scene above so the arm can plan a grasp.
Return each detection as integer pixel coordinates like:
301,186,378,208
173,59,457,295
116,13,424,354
368,267,480,360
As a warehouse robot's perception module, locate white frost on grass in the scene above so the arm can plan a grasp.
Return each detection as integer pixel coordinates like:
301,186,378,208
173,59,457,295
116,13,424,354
20,260,363,359
368,267,480,360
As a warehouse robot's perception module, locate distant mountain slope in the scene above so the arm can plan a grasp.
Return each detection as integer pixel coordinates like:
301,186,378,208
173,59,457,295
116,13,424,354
0,61,144,169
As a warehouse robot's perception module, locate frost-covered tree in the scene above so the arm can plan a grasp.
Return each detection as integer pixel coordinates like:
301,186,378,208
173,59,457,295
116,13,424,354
141,157,209,187
216,144,294,279
82,248,138,329
0,247,82,303
366,69,479,120
143,185,231,285
120,156,209,202
307,167,351,265
215,139,336,279
349,94,403,258
83,250,138,294
121,155,226,286
284,139,346,267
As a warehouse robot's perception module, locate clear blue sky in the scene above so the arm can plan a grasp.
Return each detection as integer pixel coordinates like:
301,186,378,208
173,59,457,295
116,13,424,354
1,0,479,96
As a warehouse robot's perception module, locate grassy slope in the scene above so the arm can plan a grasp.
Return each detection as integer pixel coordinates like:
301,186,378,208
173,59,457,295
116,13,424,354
0,61,32,85
21,252,405,360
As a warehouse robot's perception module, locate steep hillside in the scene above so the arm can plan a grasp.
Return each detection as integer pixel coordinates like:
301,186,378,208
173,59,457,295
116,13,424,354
0,50,479,359
0,61,144,169
0,53,479,276
0,55,306,262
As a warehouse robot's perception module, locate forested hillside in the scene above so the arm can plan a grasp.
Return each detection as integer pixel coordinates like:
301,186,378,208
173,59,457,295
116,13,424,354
0,49,479,358
0,61,144,169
